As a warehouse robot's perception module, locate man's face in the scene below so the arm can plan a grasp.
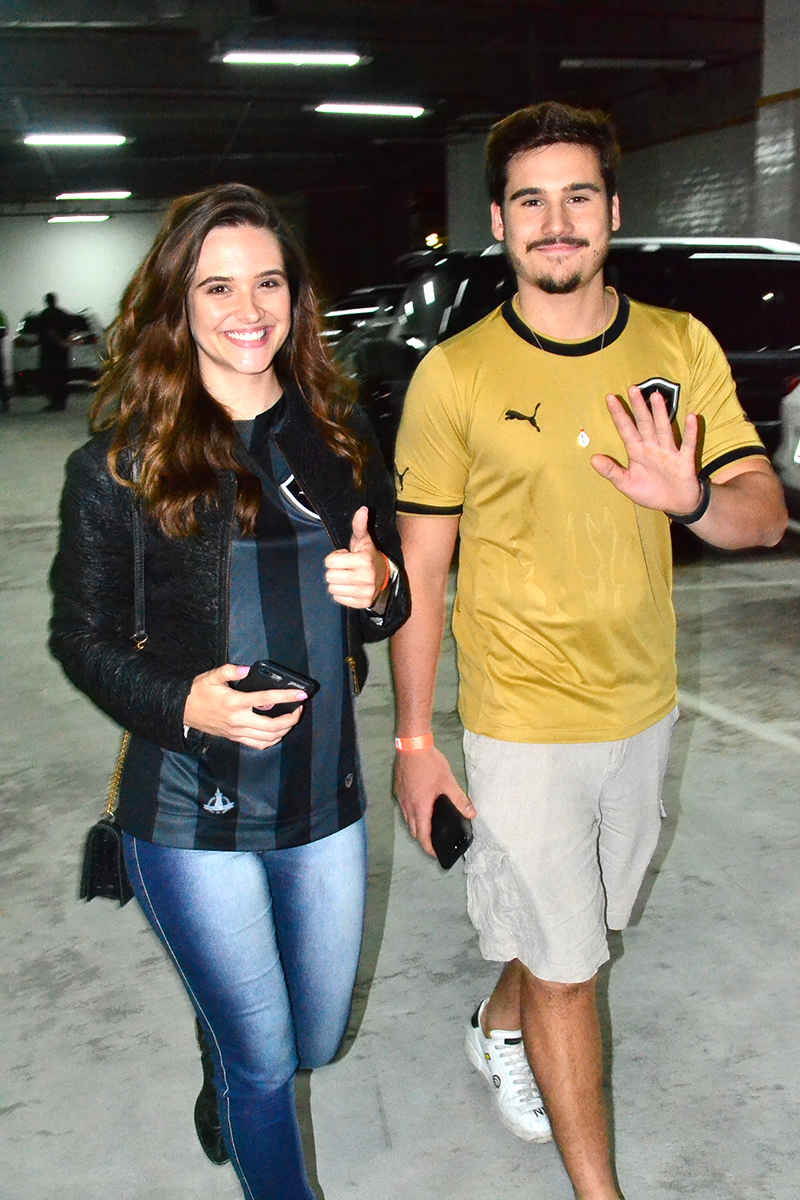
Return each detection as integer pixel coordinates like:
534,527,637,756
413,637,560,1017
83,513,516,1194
490,142,620,296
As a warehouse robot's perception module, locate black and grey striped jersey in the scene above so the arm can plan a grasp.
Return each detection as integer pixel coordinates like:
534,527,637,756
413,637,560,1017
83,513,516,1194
116,398,363,850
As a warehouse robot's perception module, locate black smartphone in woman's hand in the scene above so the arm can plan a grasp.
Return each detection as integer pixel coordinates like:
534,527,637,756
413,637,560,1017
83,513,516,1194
229,659,320,716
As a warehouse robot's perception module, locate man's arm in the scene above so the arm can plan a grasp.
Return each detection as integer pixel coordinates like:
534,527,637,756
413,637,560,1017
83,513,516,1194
591,388,787,550
683,458,786,550
391,512,475,856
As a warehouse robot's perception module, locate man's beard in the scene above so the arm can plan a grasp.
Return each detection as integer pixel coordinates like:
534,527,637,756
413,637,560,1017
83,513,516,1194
506,248,585,294
506,233,610,295
536,270,583,294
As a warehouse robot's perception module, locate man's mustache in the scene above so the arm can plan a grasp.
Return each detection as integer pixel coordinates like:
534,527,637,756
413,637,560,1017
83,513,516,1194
526,236,590,252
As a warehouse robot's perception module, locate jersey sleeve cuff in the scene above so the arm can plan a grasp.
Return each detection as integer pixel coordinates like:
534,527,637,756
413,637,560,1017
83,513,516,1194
702,445,768,478
395,500,464,515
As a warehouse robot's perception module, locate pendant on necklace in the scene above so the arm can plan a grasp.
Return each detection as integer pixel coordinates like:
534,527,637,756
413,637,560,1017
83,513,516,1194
578,429,590,448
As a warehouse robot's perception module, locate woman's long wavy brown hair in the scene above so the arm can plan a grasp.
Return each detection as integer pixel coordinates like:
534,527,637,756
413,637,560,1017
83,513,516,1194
92,183,363,537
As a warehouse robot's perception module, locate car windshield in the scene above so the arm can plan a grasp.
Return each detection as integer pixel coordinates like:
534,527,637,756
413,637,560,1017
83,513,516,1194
447,257,515,338
606,252,800,353
676,259,800,353
393,267,460,345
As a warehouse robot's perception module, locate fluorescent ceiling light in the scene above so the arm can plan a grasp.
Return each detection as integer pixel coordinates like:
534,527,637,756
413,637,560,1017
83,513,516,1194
315,103,425,117
224,50,361,66
56,190,131,200
48,214,111,223
25,133,126,146
560,58,705,70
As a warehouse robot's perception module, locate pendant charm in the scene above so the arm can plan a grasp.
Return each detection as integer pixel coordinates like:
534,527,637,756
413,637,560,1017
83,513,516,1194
578,429,590,448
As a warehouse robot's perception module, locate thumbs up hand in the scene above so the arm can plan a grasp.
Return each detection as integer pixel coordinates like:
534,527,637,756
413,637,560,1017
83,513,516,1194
324,506,389,609
348,505,372,554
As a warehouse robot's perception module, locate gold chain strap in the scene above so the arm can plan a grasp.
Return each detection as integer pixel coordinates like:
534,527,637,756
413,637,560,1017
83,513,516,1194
102,729,132,818
101,487,145,820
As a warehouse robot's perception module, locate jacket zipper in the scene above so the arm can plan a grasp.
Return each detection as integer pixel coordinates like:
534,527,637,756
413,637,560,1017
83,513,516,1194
276,437,362,696
220,473,235,663
346,654,361,695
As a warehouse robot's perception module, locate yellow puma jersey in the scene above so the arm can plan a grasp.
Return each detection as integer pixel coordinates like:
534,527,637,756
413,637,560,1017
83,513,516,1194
395,294,765,743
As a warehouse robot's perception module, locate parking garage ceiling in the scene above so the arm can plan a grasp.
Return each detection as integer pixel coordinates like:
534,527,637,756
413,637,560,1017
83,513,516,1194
0,0,763,207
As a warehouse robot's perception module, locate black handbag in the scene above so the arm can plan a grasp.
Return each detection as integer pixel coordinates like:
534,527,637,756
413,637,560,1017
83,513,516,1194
79,493,146,907
79,732,134,905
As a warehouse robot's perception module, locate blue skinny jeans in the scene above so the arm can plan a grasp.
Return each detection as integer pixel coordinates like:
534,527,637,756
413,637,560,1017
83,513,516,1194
123,818,367,1200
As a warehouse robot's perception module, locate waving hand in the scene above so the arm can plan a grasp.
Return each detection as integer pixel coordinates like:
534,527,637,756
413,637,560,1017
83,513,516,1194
590,386,704,516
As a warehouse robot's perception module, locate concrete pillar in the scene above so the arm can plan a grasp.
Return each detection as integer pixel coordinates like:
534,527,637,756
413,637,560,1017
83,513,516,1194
755,0,800,242
446,129,493,252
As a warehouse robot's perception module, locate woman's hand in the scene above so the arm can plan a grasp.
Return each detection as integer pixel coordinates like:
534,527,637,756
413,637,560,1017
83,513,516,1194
324,506,389,611
183,663,307,750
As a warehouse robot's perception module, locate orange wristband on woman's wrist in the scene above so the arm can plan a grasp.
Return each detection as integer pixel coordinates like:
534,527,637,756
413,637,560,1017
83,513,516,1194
395,733,434,751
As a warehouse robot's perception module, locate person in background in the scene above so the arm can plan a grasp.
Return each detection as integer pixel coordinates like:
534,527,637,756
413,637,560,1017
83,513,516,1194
50,183,409,1200
391,101,787,1199
37,292,73,411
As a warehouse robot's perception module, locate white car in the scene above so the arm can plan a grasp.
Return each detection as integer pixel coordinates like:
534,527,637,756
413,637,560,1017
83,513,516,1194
12,308,105,395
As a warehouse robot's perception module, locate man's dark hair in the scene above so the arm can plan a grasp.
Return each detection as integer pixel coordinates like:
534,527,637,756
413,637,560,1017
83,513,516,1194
485,102,620,206
44,292,56,307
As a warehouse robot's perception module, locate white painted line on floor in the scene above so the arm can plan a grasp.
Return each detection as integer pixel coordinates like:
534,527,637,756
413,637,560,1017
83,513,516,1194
0,520,60,533
673,577,800,590
679,690,800,756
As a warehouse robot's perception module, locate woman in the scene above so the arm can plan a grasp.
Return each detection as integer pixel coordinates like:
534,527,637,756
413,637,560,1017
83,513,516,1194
50,184,409,1200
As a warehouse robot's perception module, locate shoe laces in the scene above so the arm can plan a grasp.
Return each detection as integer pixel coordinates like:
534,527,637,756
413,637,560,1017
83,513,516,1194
495,1037,543,1109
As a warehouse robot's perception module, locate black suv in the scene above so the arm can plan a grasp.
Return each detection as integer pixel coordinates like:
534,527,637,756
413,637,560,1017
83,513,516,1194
323,284,405,349
345,238,800,464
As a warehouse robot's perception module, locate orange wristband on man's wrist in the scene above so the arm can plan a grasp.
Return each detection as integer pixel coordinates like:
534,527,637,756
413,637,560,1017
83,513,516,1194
379,553,391,594
395,733,434,752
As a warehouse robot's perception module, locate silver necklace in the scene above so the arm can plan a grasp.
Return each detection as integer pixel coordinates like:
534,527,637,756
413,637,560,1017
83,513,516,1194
527,289,613,448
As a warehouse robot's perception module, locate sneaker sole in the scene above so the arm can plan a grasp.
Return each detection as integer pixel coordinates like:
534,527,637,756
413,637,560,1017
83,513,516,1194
464,1030,553,1144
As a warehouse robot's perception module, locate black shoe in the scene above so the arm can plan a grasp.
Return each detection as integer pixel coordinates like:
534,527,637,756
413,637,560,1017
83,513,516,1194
194,1018,229,1165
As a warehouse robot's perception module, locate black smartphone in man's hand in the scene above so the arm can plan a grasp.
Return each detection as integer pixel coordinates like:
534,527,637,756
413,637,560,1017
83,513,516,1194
430,793,473,870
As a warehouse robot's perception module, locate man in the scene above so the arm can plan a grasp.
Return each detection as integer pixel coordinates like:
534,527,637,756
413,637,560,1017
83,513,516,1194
391,102,786,1200
36,292,73,412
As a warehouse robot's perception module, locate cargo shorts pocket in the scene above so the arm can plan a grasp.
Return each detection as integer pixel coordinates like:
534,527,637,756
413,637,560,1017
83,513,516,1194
464,840,529,963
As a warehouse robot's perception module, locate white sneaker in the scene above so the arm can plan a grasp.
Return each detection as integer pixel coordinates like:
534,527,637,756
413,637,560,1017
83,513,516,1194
465,998,553,1143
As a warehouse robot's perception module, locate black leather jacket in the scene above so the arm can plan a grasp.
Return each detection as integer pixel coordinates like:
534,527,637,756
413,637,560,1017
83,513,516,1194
50,387,409,756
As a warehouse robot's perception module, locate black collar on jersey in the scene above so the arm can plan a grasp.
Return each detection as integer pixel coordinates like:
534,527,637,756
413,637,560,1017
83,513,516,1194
501,293,630,357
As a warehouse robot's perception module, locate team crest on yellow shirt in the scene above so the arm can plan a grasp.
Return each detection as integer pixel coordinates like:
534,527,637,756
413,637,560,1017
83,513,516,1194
635,377,680,421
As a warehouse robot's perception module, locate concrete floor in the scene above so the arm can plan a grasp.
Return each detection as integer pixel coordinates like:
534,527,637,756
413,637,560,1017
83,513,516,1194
2,391,800,1200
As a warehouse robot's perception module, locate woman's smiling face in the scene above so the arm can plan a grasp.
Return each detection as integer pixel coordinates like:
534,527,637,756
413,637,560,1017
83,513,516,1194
187,222,292,404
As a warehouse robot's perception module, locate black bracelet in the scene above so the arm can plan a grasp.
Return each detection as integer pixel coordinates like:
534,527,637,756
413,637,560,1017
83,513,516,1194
665,475,711,525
